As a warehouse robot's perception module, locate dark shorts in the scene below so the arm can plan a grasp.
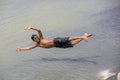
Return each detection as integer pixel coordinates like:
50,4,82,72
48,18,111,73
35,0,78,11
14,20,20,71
54,37,73,48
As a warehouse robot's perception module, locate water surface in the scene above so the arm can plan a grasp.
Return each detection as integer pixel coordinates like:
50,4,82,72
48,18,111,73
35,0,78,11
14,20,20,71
0,0,120,80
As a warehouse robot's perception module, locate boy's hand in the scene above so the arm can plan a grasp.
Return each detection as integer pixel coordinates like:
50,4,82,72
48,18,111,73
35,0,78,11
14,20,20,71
16,48,22,52
24,26,32,30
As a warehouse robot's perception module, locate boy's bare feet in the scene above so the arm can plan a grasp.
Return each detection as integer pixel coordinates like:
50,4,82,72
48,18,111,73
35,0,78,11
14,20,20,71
83,33,92,42
84,33,92,37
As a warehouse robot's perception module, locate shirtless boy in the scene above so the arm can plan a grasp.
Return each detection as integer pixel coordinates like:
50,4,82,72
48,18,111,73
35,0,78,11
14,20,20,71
16,26,92,52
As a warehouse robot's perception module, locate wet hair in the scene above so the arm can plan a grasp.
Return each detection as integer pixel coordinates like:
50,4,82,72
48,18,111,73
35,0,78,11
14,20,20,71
31,34,37,41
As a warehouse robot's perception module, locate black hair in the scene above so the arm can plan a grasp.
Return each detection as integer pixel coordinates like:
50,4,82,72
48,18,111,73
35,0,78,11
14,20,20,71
31,34,37,41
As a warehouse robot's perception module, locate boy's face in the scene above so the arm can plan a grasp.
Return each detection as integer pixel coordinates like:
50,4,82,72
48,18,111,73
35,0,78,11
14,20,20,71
33,35,40,42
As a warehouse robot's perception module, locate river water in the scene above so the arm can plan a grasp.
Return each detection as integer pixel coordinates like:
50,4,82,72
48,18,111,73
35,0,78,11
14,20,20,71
0,0,120,80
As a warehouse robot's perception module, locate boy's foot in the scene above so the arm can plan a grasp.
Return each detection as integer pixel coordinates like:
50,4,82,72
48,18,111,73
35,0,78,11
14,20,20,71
84,33,92,37
83,36,88,42
83,33,92,42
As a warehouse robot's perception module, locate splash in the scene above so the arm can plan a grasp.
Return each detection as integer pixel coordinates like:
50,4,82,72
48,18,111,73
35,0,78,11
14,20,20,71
99,69,116,80
117,72,120,80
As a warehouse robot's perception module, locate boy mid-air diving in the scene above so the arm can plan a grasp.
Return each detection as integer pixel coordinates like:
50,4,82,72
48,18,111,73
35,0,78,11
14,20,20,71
16,26,92,52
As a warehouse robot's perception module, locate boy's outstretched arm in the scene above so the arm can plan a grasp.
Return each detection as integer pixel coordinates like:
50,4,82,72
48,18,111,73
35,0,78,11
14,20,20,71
16,44,38,52
24,26,43,39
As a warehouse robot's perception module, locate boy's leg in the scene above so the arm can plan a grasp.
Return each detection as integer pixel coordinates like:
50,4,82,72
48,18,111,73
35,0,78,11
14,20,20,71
69,33,92,41
70,33,92,46
71,39,83,46
69,33,92,42
69,36,84,41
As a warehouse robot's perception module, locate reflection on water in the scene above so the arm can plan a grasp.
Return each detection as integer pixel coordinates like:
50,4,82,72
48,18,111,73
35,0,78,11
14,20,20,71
0,0,120,80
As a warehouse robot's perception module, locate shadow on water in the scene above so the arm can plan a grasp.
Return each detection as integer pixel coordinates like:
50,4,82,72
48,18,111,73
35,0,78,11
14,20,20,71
40,56,100,64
